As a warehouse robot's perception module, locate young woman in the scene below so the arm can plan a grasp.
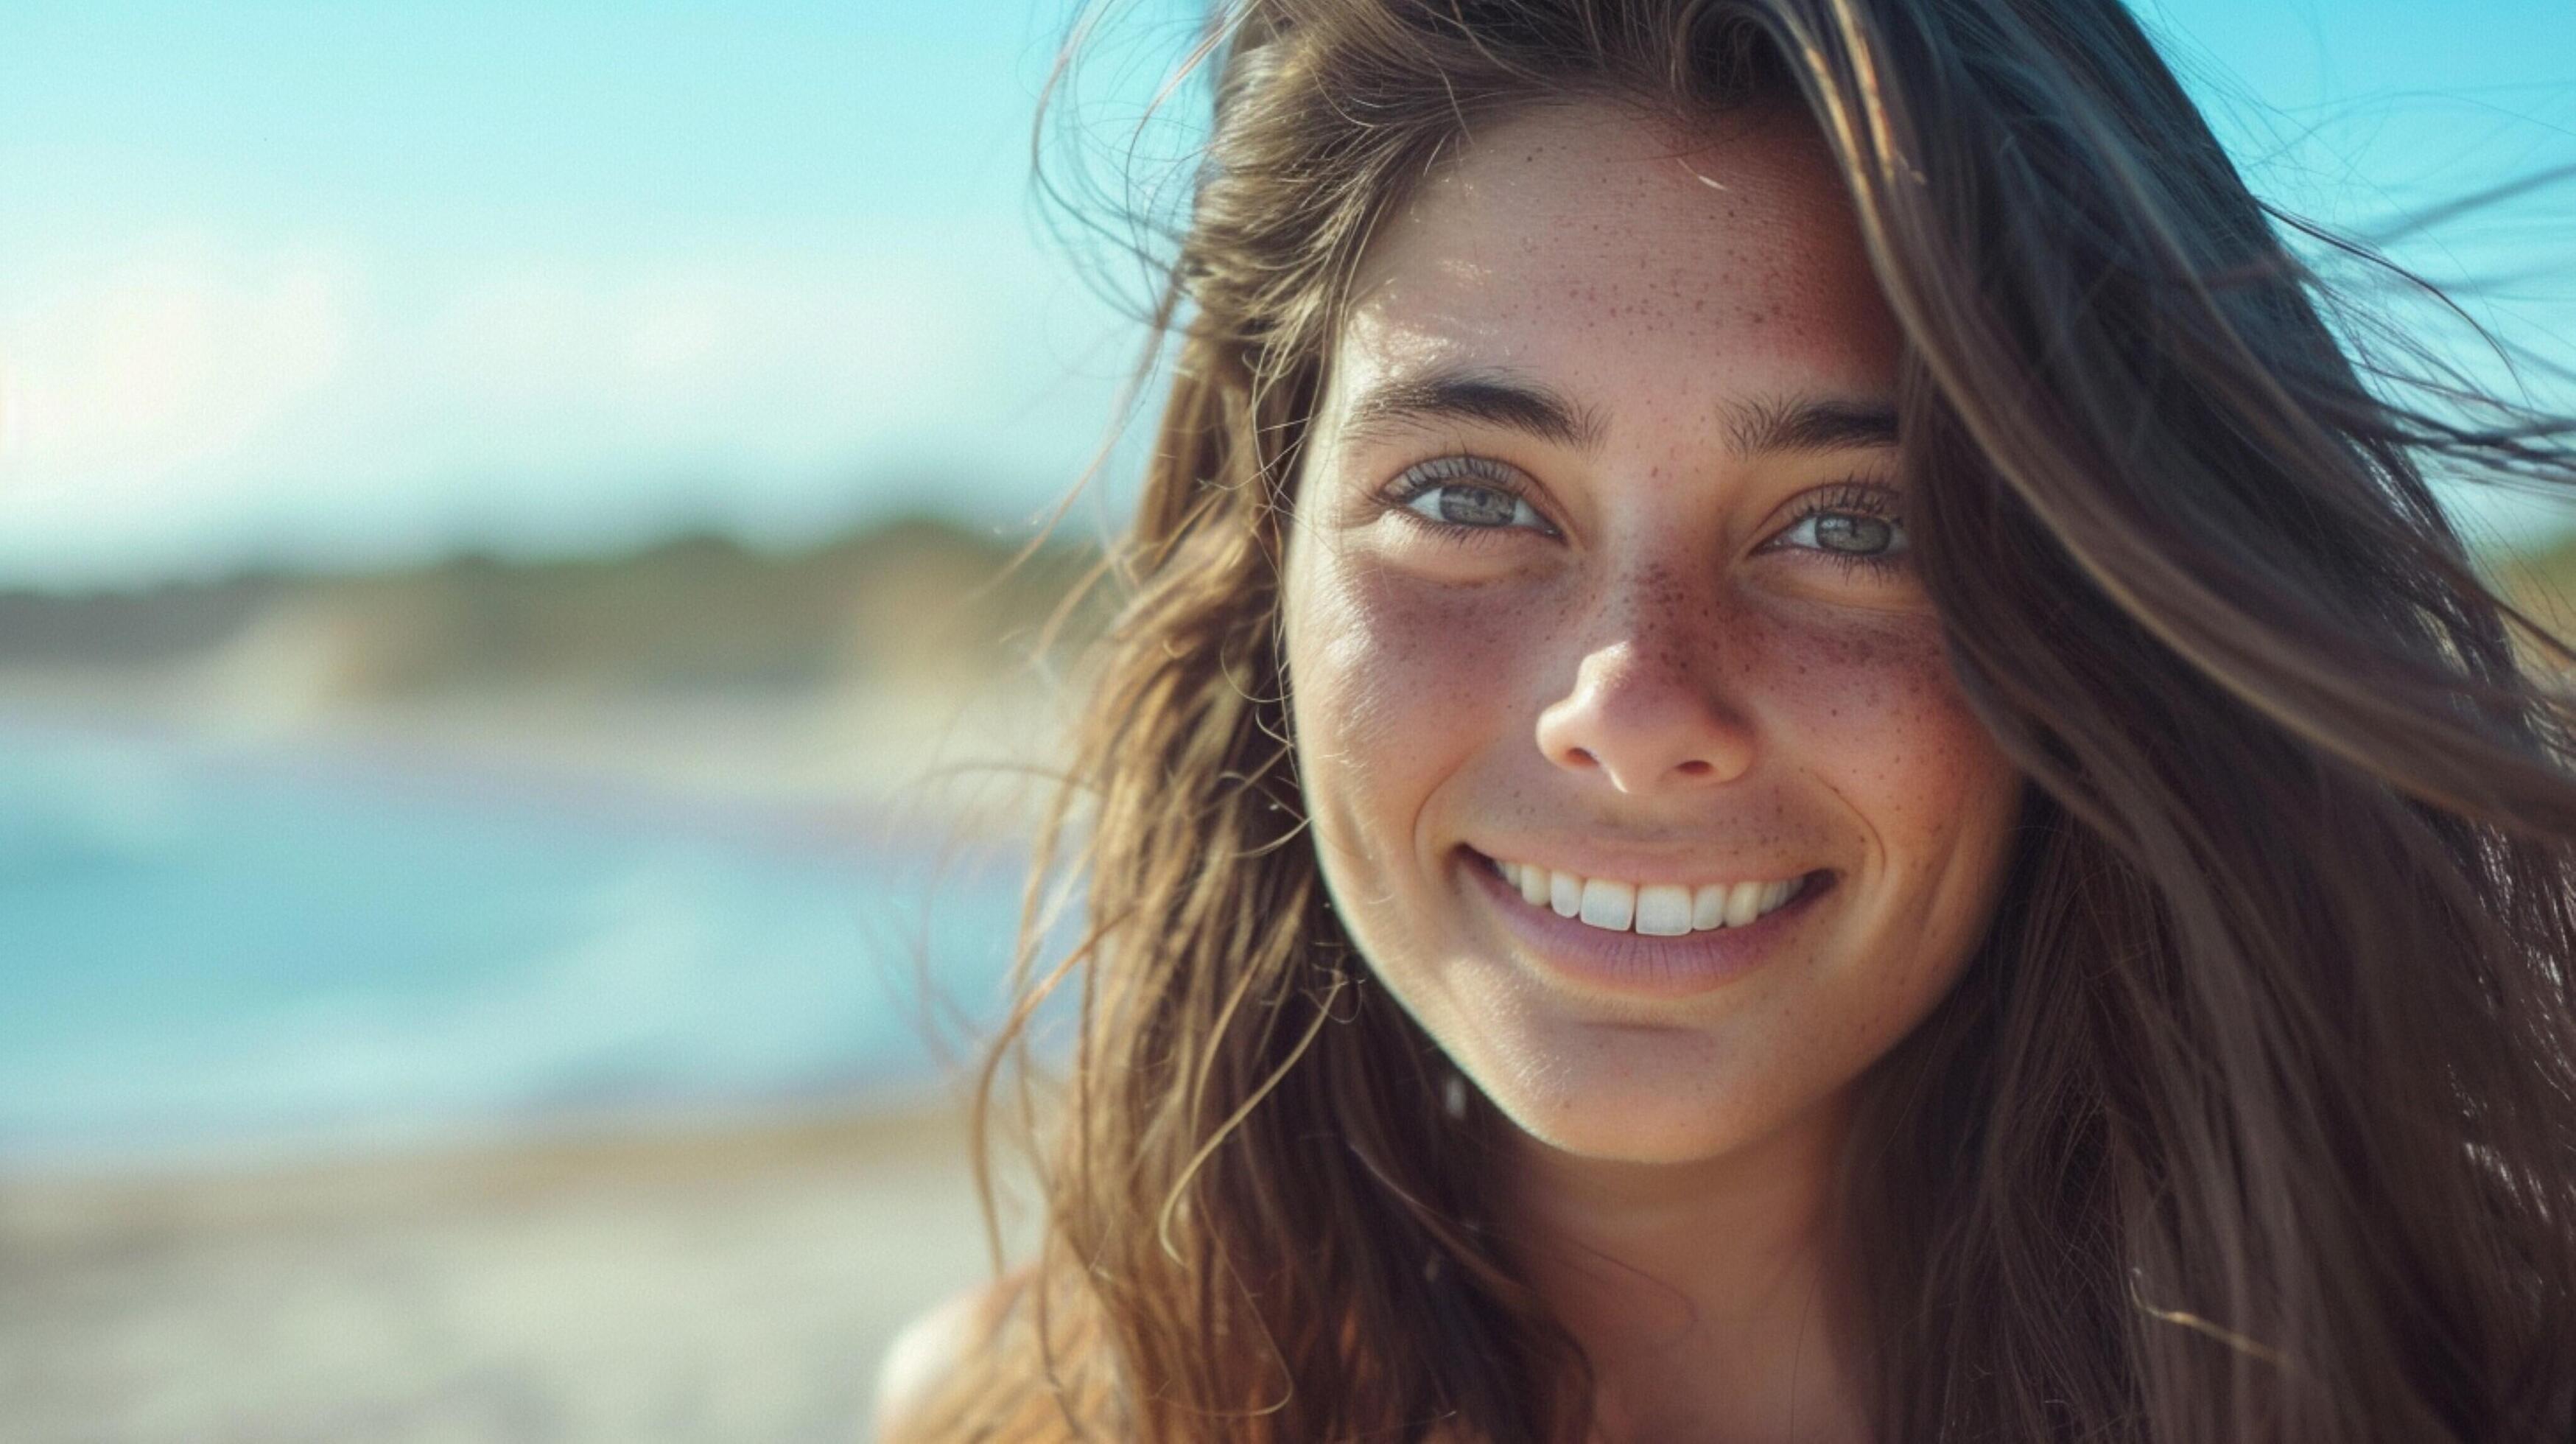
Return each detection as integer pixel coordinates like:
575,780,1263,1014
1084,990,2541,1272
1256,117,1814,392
880,1,2576,1439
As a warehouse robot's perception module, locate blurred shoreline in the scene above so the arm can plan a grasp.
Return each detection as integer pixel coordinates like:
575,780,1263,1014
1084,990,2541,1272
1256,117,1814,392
0,518,1084,1438
0,515,1106,838
0,665,1061,852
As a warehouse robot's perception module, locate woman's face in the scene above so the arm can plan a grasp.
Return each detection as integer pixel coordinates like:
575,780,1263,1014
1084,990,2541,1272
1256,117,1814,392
1280,101,2025,1165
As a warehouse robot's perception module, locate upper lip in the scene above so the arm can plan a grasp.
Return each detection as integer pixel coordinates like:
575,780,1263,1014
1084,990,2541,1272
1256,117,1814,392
1461,841,1825,889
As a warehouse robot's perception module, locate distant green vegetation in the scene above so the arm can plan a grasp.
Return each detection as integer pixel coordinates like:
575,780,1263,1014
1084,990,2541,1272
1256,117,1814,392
2492,531,2576,668
0,514,1113,700
2501,530,2576,598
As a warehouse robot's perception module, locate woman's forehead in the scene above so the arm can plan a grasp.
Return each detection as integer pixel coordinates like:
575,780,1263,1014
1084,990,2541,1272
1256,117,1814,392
1327,101,1902,440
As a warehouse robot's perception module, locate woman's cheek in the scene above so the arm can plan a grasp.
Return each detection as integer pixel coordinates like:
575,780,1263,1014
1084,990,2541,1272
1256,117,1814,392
1288,546,1544,846
1736,599,2008,854
1752,602,2024,1013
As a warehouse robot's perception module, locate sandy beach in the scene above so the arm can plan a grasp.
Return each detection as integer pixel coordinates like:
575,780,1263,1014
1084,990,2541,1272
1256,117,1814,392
0,1099,1032,1443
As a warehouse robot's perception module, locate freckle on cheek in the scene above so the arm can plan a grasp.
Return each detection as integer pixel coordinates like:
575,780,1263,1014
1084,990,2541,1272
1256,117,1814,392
1307,567,1537,776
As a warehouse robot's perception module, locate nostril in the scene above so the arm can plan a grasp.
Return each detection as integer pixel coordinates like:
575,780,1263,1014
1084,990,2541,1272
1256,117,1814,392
1568,747,1599,767
1674,759,1712,778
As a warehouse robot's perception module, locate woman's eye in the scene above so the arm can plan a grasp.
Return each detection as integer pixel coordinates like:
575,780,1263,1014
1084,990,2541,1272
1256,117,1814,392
1778,508,1907,559
1403,481,1542,530
1385,457,1551,535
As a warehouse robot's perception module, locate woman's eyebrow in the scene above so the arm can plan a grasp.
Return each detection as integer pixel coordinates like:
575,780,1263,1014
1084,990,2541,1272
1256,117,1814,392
1340,366,1607,452
1338,365,1896,458
1723,393,1901,456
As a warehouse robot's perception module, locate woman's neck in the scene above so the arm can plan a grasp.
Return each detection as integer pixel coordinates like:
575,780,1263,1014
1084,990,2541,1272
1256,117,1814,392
1496,1093,1872,1443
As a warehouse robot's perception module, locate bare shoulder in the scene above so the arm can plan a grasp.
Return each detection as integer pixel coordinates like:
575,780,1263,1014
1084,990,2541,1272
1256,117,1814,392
873,1268,1034,1440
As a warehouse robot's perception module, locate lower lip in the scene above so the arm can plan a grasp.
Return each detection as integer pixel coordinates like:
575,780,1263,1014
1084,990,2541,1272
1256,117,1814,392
1464,850,1833,1000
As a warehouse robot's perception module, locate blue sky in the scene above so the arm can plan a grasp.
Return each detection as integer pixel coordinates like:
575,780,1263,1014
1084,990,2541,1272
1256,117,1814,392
0,0,2567,588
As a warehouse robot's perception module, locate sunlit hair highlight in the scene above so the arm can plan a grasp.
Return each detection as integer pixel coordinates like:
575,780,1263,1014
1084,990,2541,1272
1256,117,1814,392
886,1,2576,1440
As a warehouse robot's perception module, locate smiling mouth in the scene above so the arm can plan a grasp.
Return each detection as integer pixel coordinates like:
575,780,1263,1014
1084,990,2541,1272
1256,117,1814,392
1471,850,1828,936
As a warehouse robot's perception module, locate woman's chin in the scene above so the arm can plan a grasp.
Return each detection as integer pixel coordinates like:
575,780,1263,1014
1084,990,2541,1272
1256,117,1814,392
1470,1065,1798,1168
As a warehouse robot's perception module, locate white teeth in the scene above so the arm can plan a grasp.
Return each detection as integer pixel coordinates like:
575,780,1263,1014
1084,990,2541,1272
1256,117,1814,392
1492,856,1811,936
1635,884,1693,936
1578,878,1635,930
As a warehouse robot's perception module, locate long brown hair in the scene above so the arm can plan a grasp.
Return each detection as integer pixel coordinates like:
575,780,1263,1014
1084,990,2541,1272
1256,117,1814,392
894,1,2576,1439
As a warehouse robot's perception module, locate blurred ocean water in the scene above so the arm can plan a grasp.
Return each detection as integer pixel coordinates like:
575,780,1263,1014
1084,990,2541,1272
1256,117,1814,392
0,712,1025,1173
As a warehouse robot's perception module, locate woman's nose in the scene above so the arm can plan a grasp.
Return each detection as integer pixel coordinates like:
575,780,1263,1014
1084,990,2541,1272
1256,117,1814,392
1534,630,1758,795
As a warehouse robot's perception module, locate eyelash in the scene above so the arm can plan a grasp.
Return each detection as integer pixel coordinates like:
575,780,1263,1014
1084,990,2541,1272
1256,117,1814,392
1380,457,1911,574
